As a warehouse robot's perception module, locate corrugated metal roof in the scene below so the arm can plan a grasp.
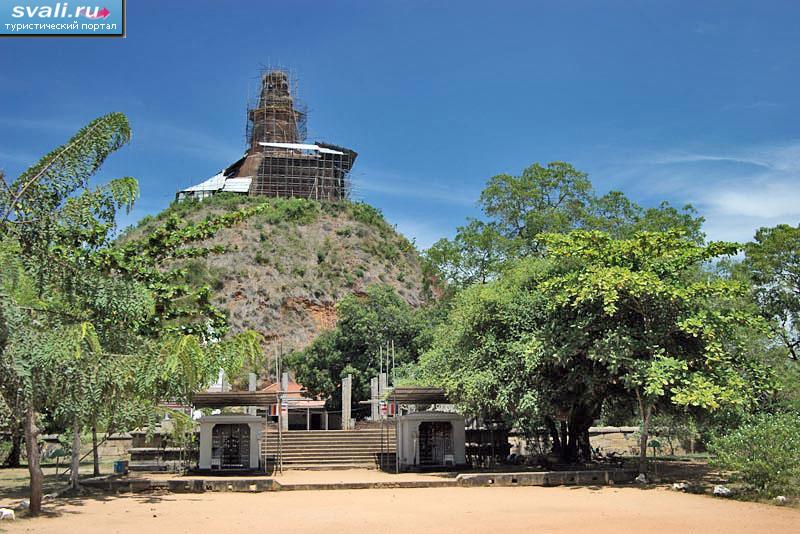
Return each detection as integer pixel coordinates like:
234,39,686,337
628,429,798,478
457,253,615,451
179,174,252,195
221,177,252,193
259,141,345,155
180,171,226,193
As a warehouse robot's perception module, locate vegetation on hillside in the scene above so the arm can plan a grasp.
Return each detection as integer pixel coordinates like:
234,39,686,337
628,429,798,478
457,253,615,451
122,193,429,357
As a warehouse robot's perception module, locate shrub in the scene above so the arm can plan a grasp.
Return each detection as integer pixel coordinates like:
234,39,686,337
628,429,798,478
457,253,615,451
378,241,399,260
183,259,225,290
349,202,385,228
251,197,318,225
709,412,800,496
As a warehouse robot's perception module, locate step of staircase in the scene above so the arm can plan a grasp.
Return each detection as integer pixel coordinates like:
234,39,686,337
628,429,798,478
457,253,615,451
260,429,397,469
269,463,381,470
262,442,395,449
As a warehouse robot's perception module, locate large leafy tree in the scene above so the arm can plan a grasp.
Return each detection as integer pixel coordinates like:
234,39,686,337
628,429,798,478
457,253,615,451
420,256,618,463
479,161,594,255
422,230,771,470
540,231,770,472
425,161,704,288
287,285,428,410
743,224,800,361
0,113,264,513
424,219,506,289
1,113,137,507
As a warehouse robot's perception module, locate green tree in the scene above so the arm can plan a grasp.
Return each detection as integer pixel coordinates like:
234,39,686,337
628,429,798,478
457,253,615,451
540,230,771,472
743,224,800,361
424,219,506,289
0,113,265,513
287,285,428,410
422,230,771,470
420,256,614,463
479,161,594,255
425,162,705,289
633,202,705,242
0,113,137,510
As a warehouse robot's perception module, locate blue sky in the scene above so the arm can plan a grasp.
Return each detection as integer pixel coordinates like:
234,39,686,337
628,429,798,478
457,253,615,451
1,0,799,247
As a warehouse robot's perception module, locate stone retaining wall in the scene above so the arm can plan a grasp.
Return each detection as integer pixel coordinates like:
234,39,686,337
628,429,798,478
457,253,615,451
509,426,691,457
82,468,635,494
457,469,636,487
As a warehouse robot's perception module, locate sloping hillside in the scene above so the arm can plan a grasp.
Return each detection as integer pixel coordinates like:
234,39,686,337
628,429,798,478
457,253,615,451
125,194,428,353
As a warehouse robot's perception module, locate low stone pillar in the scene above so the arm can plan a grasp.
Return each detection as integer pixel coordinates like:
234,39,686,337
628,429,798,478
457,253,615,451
342,374,352,430
379,372,387,395
248,373,257,416
280,372,289,432
370,377,379,420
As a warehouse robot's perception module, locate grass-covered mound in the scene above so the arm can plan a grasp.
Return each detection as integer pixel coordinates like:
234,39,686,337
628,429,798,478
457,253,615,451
123,194,428,353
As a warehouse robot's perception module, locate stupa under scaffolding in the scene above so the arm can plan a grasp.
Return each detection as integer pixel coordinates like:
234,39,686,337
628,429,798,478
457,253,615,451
177,68,357,202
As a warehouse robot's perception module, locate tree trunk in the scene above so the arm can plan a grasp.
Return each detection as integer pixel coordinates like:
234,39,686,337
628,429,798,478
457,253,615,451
636,391,652,475
3,426,22,468
570,408,594,463
69,416,81,490
545,418,562,457
559,421,569,460
24,404,43,515
577,426,593,462
551,405,596,464
91,422,100,477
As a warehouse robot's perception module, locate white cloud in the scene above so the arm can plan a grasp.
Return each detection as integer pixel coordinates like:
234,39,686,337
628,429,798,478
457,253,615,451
710,183,800,218
647,152,772,169
632,141,800,243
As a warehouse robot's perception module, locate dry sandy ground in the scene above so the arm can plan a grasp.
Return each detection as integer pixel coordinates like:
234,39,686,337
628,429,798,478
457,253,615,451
139,468,449,484
3,486,799,534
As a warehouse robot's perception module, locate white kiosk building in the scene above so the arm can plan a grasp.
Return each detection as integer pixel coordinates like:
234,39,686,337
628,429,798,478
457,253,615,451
198,415,263,471
192,391,274,472
387,387,467,471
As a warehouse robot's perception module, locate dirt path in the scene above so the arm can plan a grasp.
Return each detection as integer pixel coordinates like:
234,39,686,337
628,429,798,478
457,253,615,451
4,486,799,534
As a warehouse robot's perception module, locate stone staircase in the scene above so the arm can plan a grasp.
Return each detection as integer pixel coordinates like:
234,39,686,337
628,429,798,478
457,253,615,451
260,428,396,470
